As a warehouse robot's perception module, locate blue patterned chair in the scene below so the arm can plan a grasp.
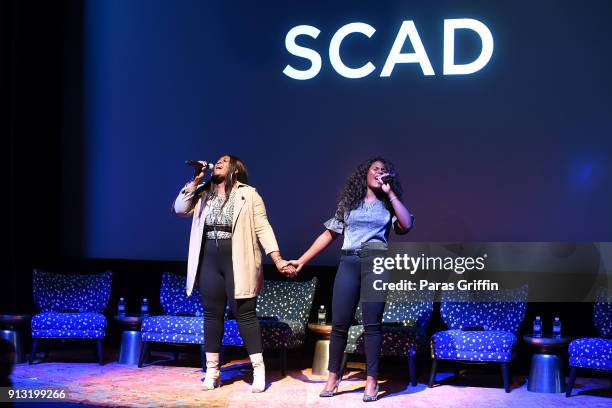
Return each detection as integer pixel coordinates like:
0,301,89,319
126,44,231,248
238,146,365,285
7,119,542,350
222,278,318,375
139,272,210,369
342,289,434,386
29,269,112,365
429,285,528,392
566,288,612,397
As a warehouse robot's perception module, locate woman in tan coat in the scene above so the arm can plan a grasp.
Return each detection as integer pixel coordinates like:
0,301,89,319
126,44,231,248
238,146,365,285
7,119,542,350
174,155,294,392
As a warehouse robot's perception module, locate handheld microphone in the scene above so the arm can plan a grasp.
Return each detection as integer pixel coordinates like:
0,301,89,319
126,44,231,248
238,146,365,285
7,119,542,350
381,171,396,184
185,161,214,172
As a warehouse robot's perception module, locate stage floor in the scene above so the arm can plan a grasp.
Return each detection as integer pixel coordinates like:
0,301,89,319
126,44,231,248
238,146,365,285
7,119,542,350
11,351,611,408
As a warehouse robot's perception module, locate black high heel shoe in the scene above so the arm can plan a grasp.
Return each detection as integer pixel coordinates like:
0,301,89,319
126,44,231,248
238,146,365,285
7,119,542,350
362,383,380,402
319,378,341,397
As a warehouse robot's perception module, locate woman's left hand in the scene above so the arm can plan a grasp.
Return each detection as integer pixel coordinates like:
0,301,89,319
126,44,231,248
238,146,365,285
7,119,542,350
376,173,392,195
275,259,297,277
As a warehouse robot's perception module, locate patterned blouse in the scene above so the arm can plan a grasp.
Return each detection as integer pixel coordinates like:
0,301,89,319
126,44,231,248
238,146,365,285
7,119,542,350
204,190,236,240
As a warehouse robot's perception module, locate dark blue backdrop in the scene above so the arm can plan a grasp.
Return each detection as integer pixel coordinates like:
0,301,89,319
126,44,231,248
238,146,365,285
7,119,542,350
70,0,612,264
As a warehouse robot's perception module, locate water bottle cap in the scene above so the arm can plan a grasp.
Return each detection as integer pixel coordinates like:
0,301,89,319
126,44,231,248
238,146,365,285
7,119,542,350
120,297,125,301
320,305,324,308
554,317,559,321
143,298,148,301
536,316,541,319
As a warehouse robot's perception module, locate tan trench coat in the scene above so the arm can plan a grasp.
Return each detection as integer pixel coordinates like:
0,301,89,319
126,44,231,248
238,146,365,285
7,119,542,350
174,181,279,298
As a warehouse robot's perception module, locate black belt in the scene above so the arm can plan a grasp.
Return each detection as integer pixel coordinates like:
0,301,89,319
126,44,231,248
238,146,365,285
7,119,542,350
342,243,389,258
203,225,232,234
341,249,362,256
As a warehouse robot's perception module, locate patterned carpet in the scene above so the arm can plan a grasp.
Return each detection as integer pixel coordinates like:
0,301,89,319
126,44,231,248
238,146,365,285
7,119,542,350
10,352,611,408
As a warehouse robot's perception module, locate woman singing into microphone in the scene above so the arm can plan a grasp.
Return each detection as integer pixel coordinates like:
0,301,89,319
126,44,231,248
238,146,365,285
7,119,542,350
289,157,414,402
174,155,294,392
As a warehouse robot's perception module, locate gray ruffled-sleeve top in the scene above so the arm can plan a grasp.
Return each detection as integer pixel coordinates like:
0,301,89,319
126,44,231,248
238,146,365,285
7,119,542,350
324,199,414,251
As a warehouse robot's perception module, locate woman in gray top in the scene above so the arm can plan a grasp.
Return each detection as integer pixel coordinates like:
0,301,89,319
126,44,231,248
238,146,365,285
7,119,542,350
289,157,414,402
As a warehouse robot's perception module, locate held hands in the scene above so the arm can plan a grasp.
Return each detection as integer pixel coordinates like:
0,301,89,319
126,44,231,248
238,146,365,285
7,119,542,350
273,257,304,279
283,259,305,278
274,258,297,278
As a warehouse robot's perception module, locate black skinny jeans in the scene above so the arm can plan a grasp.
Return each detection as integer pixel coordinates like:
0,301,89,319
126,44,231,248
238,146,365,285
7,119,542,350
198,238,263,355
328,254,385,377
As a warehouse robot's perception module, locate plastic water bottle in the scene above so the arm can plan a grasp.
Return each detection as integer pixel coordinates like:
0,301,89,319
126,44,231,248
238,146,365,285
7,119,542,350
533,316,542,338
141,298,149,317
118,297,126,317
552,316,562,338
317,305,326,325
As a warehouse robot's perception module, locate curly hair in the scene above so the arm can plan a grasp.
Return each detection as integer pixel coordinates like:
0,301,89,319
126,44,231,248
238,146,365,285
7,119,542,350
337,157,403,215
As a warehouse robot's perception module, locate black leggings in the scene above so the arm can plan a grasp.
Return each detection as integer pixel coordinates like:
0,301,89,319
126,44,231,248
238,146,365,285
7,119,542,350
198,239,262,355
328,255,385,377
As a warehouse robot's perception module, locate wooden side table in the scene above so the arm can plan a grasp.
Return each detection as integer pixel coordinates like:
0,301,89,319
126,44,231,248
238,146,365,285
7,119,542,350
308,323,332,376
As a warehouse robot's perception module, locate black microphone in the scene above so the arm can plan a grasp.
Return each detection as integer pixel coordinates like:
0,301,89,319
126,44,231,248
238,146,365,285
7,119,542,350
185,160,214,172
381,171,396,184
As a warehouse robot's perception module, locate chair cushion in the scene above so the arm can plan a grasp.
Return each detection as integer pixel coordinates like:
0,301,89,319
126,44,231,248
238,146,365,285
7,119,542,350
141,315,204,345
569,338,612,370
346,324,424,356
431,329,517,362
141,331,204,344
222,319,306,349
31,312,106,339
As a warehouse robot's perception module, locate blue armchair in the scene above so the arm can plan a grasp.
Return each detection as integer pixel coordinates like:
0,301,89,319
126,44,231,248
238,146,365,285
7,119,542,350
566,288,612,397
30,269,112,365
222,278,318,375
139,272,209,369
343,289,434,386
429,285,528,392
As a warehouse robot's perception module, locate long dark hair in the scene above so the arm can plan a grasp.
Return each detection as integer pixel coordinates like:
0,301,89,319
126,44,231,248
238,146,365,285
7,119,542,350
337,157,403,215
201,155,248,208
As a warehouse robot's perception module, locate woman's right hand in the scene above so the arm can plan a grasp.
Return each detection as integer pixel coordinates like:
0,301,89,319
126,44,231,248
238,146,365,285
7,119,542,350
191,161,208,186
